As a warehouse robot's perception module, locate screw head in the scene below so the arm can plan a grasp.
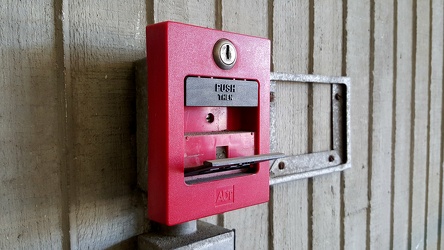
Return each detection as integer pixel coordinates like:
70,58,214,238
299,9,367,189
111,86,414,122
334,93,342,100
213,39,237,70
206,113,214,123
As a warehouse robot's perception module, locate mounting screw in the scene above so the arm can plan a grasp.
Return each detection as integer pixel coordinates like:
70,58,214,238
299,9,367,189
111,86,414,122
335,93,342,101
206,113,215,123
213,39,237,70
328,155,335,162
278,162,285,170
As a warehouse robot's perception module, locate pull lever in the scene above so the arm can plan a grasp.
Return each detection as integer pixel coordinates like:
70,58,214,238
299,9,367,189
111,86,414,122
184,152,285,177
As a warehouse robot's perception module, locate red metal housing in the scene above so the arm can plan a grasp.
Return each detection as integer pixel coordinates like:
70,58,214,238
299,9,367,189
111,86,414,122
146,21,270,225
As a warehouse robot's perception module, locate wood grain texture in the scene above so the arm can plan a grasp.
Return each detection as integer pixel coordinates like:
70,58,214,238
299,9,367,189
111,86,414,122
425,0,443,249
269,0,310,249
269,82,310,245
221,0,268,37
368,0,394,249
2,0,444,249
310,1,342,249
442,139,444,249
391,0,413,249
343,0,370,249
410,1,430,249
153,0,215,27
66,1,146,249
220,1,269,249
426,0,444,245
0,1,64,249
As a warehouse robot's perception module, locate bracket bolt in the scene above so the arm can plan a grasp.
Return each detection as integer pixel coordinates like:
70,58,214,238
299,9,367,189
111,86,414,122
335,93,342,100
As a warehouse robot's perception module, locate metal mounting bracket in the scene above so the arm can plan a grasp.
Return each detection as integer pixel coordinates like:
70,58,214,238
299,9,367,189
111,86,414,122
135,59,350,189
269,72,351,185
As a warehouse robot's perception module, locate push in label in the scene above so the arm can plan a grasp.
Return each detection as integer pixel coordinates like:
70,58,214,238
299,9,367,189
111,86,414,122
185,77,258,107
215,186,234,206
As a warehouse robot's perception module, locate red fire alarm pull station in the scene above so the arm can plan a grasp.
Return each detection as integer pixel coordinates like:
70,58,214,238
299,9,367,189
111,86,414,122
146,21,283,225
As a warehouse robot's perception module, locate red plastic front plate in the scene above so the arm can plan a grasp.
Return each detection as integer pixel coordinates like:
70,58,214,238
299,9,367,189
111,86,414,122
146,21,270,225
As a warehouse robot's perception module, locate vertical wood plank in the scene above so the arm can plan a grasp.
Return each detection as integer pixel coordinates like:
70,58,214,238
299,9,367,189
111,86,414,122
220,1,269,249
410,0,430,249
311,1,342,249
343,0,371,249
152,0,217,227
425,0,443,248
153,0,216,27
441,1,444,248
0,1,65,249
368,0,394,249
67,1,146,249
221,0,268,37
441,104,444,250
270,1,310,249
391,0,413,249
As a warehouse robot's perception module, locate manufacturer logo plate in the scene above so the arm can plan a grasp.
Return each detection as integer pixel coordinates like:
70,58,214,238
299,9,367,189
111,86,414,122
215,186,234,206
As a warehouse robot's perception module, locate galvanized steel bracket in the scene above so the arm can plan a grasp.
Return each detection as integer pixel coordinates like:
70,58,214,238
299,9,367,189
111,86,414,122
269,72,351,185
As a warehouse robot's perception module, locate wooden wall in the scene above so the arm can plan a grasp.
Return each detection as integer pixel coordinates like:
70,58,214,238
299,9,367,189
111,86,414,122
0,0,443,249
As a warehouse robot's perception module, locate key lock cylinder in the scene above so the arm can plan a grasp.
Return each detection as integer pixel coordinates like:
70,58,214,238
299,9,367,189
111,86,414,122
213,39,237,70
146,22,283,226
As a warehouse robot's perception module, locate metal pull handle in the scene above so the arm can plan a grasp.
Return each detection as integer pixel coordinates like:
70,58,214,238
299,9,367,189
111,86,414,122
184,153,285,177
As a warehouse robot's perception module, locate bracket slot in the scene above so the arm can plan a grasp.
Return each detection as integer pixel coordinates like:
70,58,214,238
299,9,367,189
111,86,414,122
269,72,351,185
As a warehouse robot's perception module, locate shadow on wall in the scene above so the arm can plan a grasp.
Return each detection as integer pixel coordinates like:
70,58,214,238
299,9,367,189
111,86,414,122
104,237,140,250
0,47,148,249
68,46,148,248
